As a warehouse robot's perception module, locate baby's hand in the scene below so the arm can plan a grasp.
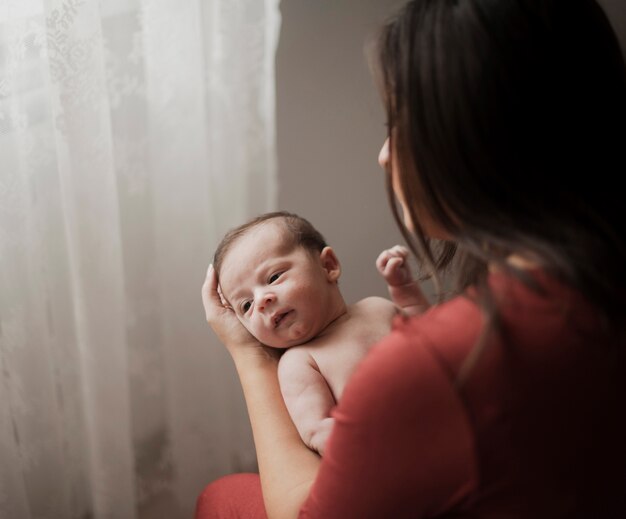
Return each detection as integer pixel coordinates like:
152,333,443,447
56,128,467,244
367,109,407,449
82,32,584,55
376,245,414,287
377,245,429,315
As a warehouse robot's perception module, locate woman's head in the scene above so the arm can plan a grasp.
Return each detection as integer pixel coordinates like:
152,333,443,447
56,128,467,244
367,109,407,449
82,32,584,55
372,0,626,329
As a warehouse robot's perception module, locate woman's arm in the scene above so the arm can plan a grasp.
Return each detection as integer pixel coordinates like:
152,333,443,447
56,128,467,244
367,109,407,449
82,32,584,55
235,353,321,518
202,265,320,519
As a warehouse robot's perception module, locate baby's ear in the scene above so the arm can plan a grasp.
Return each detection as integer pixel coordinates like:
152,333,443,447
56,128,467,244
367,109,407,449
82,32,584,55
320,246,341,282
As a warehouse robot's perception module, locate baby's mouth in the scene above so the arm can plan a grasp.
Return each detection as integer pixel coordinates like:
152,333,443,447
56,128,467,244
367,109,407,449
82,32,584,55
273,310,292,328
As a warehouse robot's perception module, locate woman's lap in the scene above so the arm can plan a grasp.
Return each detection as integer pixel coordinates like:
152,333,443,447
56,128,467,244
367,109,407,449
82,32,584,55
195,472,268,519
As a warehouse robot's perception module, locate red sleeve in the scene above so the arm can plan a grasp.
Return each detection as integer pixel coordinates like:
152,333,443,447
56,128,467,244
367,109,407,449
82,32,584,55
299,317,477,518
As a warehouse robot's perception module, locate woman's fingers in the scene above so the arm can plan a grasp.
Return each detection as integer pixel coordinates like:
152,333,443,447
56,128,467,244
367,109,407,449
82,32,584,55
202,264,225,322
202,263,259,349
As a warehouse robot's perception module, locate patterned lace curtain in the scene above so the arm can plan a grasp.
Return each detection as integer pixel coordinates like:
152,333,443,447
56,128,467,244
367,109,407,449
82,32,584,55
0,0,280,517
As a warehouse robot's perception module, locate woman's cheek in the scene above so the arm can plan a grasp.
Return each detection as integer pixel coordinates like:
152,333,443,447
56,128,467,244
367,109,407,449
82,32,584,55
402,204,415,231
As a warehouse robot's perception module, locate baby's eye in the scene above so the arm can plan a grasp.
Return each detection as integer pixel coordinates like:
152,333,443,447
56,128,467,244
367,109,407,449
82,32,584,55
268,272,282,284
241,301,252,314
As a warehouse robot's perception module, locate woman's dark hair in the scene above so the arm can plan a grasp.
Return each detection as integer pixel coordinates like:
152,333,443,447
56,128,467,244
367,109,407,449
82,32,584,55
371,0,626,346
213,211,328,276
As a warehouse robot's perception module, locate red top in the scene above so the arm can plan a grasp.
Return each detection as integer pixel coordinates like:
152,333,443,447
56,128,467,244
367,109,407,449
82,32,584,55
300,270,626,518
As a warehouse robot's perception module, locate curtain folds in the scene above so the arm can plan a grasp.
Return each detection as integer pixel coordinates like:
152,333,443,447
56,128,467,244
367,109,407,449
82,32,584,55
0,0,280,517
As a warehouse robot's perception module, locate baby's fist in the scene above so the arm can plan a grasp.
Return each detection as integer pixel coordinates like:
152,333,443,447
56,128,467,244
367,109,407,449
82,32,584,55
376,245,413,286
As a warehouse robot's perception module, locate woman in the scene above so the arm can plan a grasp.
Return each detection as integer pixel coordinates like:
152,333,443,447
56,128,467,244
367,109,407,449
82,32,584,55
198,0,626,517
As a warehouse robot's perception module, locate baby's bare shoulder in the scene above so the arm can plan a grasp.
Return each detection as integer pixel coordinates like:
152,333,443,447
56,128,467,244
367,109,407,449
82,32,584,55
352,296,397,316
346,297,398,332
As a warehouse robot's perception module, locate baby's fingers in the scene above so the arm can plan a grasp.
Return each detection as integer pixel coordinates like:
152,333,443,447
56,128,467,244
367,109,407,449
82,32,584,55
378,256,407,286
376,249,391,273
376,245,406,272
389,244,409,259
383,257,405,279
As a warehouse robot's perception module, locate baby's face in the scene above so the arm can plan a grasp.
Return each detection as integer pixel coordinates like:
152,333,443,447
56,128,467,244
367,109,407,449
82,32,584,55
218,221,337,348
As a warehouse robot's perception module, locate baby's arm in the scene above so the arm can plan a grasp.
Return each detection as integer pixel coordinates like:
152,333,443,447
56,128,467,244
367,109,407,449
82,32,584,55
376,245,430,316
277,348,336,457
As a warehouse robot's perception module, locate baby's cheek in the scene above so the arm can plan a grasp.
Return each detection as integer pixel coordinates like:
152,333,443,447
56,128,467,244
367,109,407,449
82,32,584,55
240,318,259,339
248,322,261,338
250,322,276,346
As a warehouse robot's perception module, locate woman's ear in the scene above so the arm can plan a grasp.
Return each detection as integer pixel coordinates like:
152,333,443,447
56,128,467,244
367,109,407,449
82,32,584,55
319,246,341,282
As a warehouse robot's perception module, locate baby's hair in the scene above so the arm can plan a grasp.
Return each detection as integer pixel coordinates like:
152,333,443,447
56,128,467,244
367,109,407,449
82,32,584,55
213,211,328,275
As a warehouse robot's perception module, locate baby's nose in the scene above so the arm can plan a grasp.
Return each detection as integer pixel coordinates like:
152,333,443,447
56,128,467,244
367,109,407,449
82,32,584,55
257,293,275,312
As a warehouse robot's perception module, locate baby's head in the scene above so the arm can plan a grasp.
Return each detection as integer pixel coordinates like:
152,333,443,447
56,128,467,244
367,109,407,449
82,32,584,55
214,211,345,348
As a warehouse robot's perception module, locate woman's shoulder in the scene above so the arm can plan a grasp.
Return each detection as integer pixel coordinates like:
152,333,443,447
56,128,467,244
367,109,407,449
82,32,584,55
382,293,484,376
346,268,594,397
326,298,479,514
341,295,481,414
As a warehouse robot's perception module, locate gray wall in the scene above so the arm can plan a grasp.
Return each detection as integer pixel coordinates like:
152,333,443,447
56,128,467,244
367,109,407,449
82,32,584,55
276,0,406,305
276,0,626,306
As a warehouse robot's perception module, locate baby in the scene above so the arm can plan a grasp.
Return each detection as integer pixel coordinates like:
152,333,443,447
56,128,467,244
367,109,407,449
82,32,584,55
213,211,427,455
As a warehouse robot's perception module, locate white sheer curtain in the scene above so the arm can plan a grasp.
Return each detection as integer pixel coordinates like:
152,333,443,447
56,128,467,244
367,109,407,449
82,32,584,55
0,0,280,517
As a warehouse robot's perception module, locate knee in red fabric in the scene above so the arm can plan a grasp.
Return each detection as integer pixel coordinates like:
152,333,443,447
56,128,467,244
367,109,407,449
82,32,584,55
195,472,268,519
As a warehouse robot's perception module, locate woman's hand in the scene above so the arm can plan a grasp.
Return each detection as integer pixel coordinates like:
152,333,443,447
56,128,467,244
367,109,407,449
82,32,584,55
203,266,317,519
202,264,264,358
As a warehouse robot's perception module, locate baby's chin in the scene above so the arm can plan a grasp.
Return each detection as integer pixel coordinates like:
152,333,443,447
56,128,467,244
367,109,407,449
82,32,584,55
256,324,321,349
262,335,312,349
264,340,305,349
